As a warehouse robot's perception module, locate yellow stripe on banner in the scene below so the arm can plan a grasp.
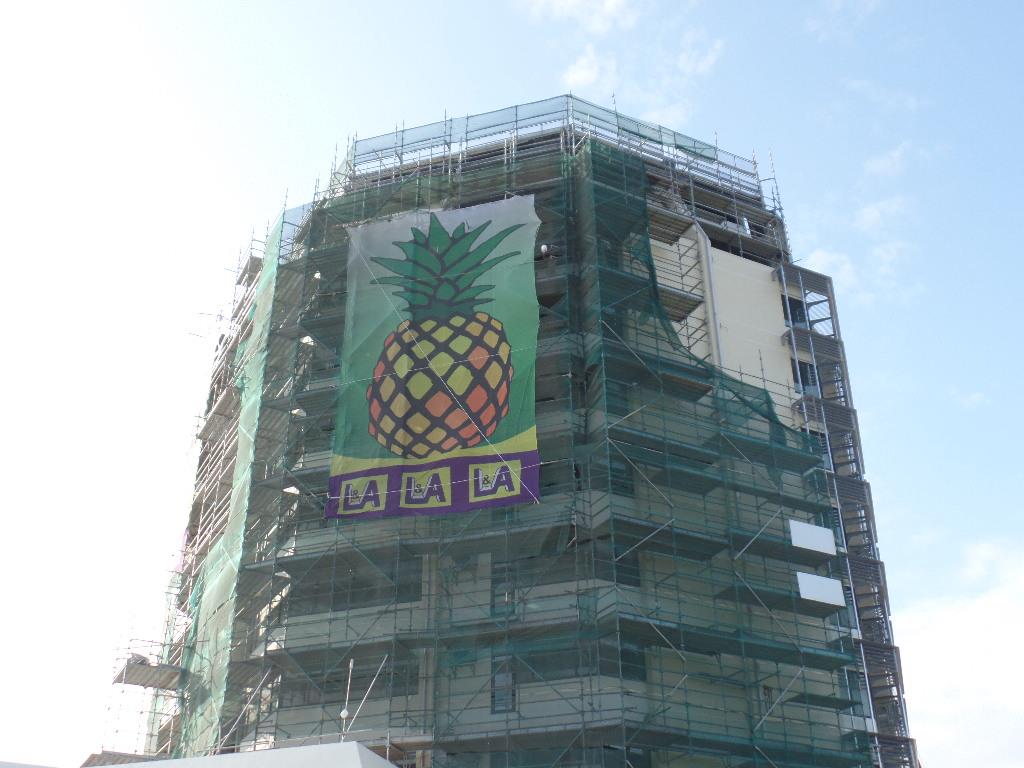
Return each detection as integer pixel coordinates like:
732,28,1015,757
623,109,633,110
330,427,538,476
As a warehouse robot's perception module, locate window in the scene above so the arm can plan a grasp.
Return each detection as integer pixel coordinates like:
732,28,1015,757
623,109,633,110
806,429,833,470
608,455,635,497
782,295,808,327
279,654,419,708
486,636,647,709
791,358,819,395
491,553,584,618
844,670,867,716
491,563,517,618
539,461,575,494
491,655,516,713
616,640,647,682
288,555,423,617
605,377,633,418
522,646,596,682
594,538,641,587
840,584,856,629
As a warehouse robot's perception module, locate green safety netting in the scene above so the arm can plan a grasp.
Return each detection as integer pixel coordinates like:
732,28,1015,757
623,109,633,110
171,109,873,768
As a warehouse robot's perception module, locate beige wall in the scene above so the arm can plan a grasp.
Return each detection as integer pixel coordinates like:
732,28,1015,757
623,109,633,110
706,248,796,425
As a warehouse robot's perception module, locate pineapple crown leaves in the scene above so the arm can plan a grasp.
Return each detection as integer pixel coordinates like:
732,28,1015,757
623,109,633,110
371,213,524,321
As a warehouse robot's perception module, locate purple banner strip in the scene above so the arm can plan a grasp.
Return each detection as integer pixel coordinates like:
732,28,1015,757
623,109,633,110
325,450,541,520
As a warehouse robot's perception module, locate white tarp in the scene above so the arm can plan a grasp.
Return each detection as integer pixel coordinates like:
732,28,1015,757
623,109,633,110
77,744,395,768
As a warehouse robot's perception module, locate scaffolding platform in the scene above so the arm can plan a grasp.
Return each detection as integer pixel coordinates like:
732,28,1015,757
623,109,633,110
728,528,835,567
715,581,845,618
709,429,822,474
112,657,183,690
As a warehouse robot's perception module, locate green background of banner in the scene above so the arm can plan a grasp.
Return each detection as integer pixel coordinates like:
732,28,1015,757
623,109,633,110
333,195,541,468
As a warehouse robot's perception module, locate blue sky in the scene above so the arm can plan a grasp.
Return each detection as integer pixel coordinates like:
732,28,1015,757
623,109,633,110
2,2,1021,766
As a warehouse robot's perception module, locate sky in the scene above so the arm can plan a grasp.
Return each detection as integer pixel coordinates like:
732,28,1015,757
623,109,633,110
1,1,1022,766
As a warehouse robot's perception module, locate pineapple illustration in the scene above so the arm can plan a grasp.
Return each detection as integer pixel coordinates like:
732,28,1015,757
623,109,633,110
365,213,523,459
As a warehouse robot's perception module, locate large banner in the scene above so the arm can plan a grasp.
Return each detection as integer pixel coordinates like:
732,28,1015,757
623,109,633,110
326,196,542,519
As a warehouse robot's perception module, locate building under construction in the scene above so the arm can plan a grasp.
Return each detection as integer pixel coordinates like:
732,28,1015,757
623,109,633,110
103,96,918,768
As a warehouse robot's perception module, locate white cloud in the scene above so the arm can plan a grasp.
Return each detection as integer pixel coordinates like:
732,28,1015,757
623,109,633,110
677,32,724,78
620,29,722,130
805,0,881,41
624,30,721,128
895,542,1024,768
641,101,696,130
870,239,909,276
846,78,923,111
562,43,618,92
800,248,858,292
960,540,1005,581
855,195,907,234
797,202,917,307
525,0,636,35
797,241,922,306
864,141,910,176
949,387,990,411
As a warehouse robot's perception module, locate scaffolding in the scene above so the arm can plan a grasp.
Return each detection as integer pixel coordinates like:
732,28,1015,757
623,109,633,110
777,265,916,768
108,96,916,768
